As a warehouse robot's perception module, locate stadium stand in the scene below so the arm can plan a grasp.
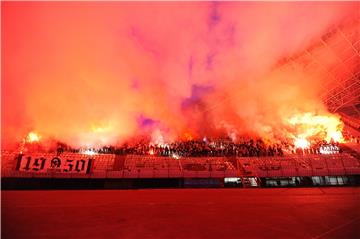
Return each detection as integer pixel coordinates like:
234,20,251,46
1,150,359,188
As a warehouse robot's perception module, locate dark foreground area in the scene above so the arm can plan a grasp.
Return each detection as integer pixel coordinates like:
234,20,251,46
2,188,360,239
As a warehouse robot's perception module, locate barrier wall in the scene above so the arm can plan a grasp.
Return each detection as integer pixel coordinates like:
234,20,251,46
1,151,359,179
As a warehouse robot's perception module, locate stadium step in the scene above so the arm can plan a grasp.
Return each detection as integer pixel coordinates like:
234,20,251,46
341,145,360,160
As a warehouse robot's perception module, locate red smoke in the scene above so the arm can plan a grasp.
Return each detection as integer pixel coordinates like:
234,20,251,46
2,2,359,148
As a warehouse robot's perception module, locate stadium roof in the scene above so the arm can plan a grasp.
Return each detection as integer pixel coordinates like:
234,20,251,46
275,17,360,118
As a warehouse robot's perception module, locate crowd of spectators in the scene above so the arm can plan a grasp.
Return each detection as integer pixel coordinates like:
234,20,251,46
101,138,285,157
58,137,343,158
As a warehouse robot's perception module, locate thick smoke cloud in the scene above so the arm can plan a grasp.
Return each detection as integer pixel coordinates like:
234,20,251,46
2,2,359,148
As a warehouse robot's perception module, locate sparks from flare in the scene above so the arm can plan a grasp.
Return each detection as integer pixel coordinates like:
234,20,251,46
287,112,344,145
82,149,97,156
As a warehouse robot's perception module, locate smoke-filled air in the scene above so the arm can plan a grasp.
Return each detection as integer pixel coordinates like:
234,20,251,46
2,2,359,149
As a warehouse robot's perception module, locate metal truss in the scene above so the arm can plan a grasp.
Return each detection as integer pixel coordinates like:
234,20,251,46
274,17,360,116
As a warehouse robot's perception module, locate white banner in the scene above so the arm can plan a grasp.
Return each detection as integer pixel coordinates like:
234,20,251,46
15,154,92,174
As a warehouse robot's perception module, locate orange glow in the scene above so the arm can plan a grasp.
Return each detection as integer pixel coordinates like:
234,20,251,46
184,133,193,141
91,122,112,133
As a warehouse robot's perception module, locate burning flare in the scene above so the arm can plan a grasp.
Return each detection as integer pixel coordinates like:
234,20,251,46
26,132,40,143
294,137,310,149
